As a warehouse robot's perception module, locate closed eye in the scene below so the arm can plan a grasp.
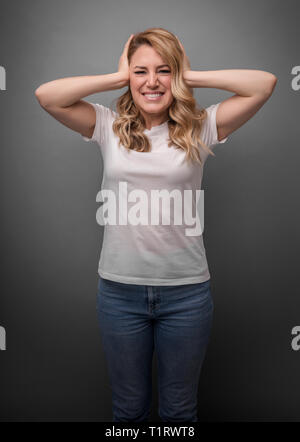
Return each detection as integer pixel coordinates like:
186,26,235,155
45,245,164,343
135,70,170,74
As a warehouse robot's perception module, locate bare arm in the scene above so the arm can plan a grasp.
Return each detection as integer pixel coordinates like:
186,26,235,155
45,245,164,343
34,72,128,138
183,69,277,97
35,72,128,108
183,69,277,142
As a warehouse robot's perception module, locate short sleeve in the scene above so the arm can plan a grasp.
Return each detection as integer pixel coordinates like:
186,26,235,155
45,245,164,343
200,102,229,147
81,102,116,147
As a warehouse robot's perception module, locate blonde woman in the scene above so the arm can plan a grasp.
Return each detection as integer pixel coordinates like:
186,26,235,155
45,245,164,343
35,28,277,422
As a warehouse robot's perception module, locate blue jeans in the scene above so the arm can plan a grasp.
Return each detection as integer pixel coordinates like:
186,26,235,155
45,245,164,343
96,276,214,422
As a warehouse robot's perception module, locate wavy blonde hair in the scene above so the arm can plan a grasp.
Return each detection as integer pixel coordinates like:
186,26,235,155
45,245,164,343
112,27,215,165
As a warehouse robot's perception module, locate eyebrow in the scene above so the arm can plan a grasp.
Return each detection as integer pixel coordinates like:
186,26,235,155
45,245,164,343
134,64,170,69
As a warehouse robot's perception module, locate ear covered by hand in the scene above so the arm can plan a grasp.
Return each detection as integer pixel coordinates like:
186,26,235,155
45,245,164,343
175,35,191,72
118,34,135,81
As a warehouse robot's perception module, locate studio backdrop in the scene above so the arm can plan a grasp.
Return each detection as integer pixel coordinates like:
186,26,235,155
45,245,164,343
0,0,299,422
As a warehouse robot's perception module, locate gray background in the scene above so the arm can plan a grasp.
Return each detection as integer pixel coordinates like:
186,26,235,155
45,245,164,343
0,0,299,421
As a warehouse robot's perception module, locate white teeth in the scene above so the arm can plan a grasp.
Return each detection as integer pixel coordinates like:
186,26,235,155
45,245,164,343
144,93,163,97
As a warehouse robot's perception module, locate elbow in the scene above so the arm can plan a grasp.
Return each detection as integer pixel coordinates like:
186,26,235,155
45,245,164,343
35,86,49,107
34,85,42,99
265,74,278,96
269,73,278,89
35,86,44,105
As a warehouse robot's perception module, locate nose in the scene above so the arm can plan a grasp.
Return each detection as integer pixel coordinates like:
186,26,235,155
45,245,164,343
146,73,159,87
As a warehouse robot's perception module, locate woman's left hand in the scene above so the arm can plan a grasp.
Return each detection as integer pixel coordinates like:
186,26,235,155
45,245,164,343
175,35,191,73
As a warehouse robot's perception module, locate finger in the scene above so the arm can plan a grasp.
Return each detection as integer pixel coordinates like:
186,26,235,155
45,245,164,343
123,36,132,48
127,34,134,43
176,38,184,51
123,36,133,53
175,35,182,45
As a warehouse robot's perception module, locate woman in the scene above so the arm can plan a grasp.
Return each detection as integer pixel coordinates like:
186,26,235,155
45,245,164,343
35,27,277,422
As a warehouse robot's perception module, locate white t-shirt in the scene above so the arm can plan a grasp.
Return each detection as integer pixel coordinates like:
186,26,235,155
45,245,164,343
81,101,228,285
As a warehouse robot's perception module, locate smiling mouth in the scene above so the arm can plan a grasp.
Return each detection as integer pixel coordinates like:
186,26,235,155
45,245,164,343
142,92,165,101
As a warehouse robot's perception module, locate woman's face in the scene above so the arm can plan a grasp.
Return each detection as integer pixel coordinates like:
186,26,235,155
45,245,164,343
129,45,173,129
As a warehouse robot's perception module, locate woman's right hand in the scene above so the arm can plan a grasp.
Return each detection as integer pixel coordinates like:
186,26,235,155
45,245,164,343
118,34,134,85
